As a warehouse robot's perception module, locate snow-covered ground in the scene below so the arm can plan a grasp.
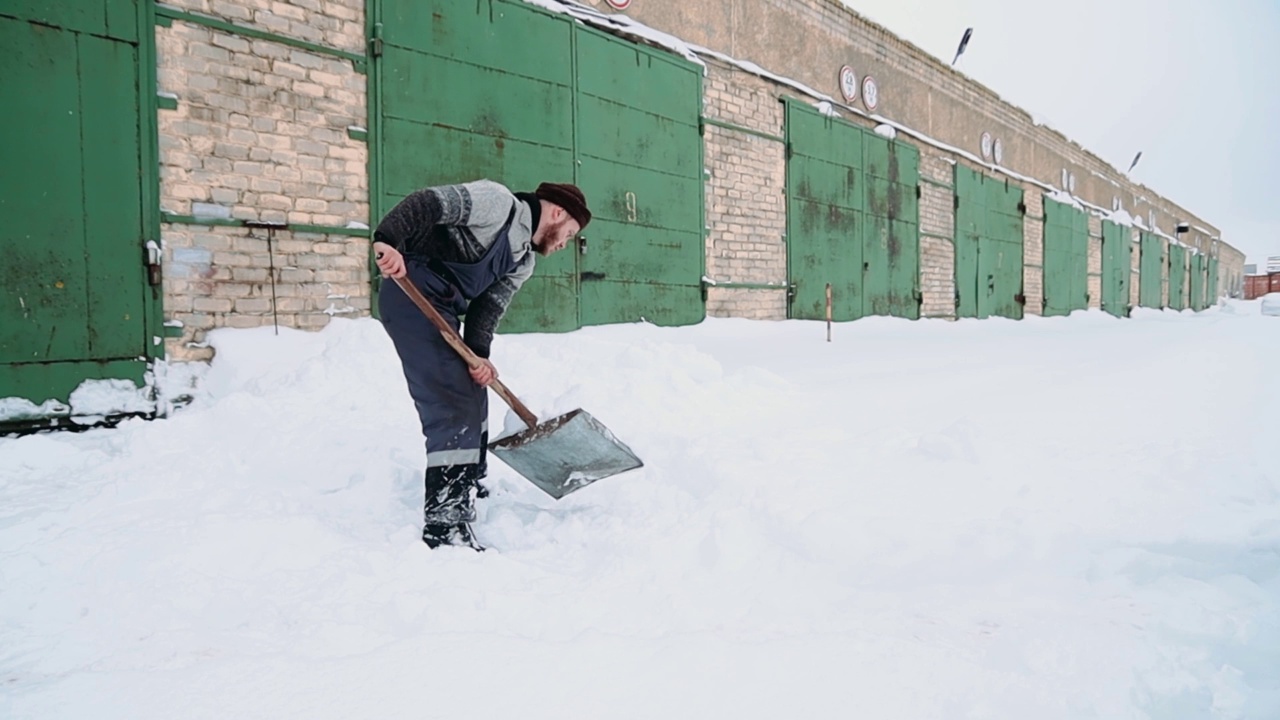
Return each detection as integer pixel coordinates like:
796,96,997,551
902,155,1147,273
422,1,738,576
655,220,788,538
2,301,1278,719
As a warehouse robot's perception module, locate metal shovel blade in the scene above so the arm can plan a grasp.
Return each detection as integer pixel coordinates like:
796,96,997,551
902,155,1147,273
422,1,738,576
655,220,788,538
488,409,643,499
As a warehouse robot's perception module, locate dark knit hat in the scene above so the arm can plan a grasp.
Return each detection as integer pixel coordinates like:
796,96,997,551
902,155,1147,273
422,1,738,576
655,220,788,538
534,182,592,230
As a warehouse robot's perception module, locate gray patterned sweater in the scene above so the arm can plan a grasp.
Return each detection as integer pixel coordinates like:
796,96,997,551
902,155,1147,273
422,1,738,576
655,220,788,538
374,179,539,358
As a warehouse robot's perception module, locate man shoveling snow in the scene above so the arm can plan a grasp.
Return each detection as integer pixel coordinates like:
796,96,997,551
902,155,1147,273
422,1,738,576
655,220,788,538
371,179,591,550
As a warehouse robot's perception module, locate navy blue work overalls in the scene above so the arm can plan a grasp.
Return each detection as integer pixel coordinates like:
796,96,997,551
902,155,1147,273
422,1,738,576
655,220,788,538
378,204,519,527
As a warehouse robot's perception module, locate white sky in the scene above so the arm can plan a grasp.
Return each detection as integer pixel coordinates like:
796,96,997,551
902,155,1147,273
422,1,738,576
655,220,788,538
843,0,1280,265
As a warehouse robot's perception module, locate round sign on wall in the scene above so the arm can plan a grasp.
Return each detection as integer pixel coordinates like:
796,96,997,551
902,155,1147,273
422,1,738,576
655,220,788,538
981,132,993,160
839,65,858,103
993,137,1004,165
604,0,631,9
861,75,879,111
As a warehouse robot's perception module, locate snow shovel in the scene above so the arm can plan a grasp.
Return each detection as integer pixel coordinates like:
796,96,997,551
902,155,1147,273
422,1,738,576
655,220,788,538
389,275,643,499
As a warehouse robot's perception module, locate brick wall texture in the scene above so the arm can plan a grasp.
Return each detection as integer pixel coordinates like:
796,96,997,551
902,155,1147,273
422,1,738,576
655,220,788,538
156,0,368,359
1022,186,1044,317
918,153,955,319
702,60,790,320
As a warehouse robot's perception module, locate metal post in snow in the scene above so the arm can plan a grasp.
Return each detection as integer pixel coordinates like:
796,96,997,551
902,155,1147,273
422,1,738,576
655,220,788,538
826,283,832,342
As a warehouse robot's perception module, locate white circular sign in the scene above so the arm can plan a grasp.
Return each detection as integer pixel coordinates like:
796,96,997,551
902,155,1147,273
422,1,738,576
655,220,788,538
604,0,631,8
838,66,858,102
861,75,879,111
993,137,1004,165
1068,173,1077,193
981,132,993,160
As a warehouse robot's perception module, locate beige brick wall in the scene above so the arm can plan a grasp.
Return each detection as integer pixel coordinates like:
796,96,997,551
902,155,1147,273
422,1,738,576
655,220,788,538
1022,186,1044,317
919,152,954,318
155,0,368,359
163,226,368,349
702,59,789,320
164,0,364,53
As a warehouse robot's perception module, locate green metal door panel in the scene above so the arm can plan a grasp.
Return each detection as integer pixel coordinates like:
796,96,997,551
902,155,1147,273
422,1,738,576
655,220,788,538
4,0,106,37
1208,257,1219,303
81,32,146,359
381,52,574,153
788,199,862,321
954,166,1023,319
862,214,892,317
994,193,1025,320
0,358,146,405
1073,211,1089,310
786,103,865,168
1139,232,1164,308
789,157,863,210
380,120,572,199
381,0,573,86
378,0,705,333
575,28,700,124
1101,220,1130,317
1042,199,1070,317
889,218,920,319
786,101,869,321
1167,245,1186,310
572,25,702,328
576,97,699,178
1,5,151,414
579,223,701,286
579,280,703,327
2,20,91,365
498,276,580,333
1189,253,1204,311
953,165,985,318
575,159,700,240
1043,199,1088,316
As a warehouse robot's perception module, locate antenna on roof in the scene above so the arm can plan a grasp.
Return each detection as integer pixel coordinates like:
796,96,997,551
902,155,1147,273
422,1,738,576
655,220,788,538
1126,151,1143,174
951,27,973,66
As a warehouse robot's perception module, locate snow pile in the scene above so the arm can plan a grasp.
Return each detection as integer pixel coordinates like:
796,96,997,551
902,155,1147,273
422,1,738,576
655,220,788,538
1,308,1278,719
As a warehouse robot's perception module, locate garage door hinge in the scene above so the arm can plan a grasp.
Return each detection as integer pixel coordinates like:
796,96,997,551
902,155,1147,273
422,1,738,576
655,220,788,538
1018,201,1027,215
370,23,383,57
916,185,922,199
143,239,162,287
953,195,960,210
1014,293,1026,305
785,143,793,160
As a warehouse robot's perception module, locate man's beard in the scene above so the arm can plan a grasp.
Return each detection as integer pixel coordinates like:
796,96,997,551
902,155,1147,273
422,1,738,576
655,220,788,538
535,218,570,256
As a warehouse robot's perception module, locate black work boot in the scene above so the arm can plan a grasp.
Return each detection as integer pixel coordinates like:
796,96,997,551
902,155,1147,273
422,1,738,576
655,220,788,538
422,522,484,551
422,464,485,551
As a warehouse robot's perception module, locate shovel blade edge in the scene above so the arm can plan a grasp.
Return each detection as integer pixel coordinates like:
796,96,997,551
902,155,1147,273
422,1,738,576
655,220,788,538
488,409,643,499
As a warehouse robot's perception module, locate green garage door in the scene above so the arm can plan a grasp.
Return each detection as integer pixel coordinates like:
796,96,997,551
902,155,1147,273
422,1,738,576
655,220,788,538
1043,198,1089,316
954,166,1024,319
1101,220,1131,317
575,28,703,326
1138,232,1164,308
375,0,703,332
1168,244,1187,310
1208,256,1219,303
1,1,156,422
1189,252,1206,311
785,100,920,321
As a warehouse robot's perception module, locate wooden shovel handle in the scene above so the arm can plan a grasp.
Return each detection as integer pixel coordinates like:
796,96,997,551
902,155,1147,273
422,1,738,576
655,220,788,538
390,274,540,430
